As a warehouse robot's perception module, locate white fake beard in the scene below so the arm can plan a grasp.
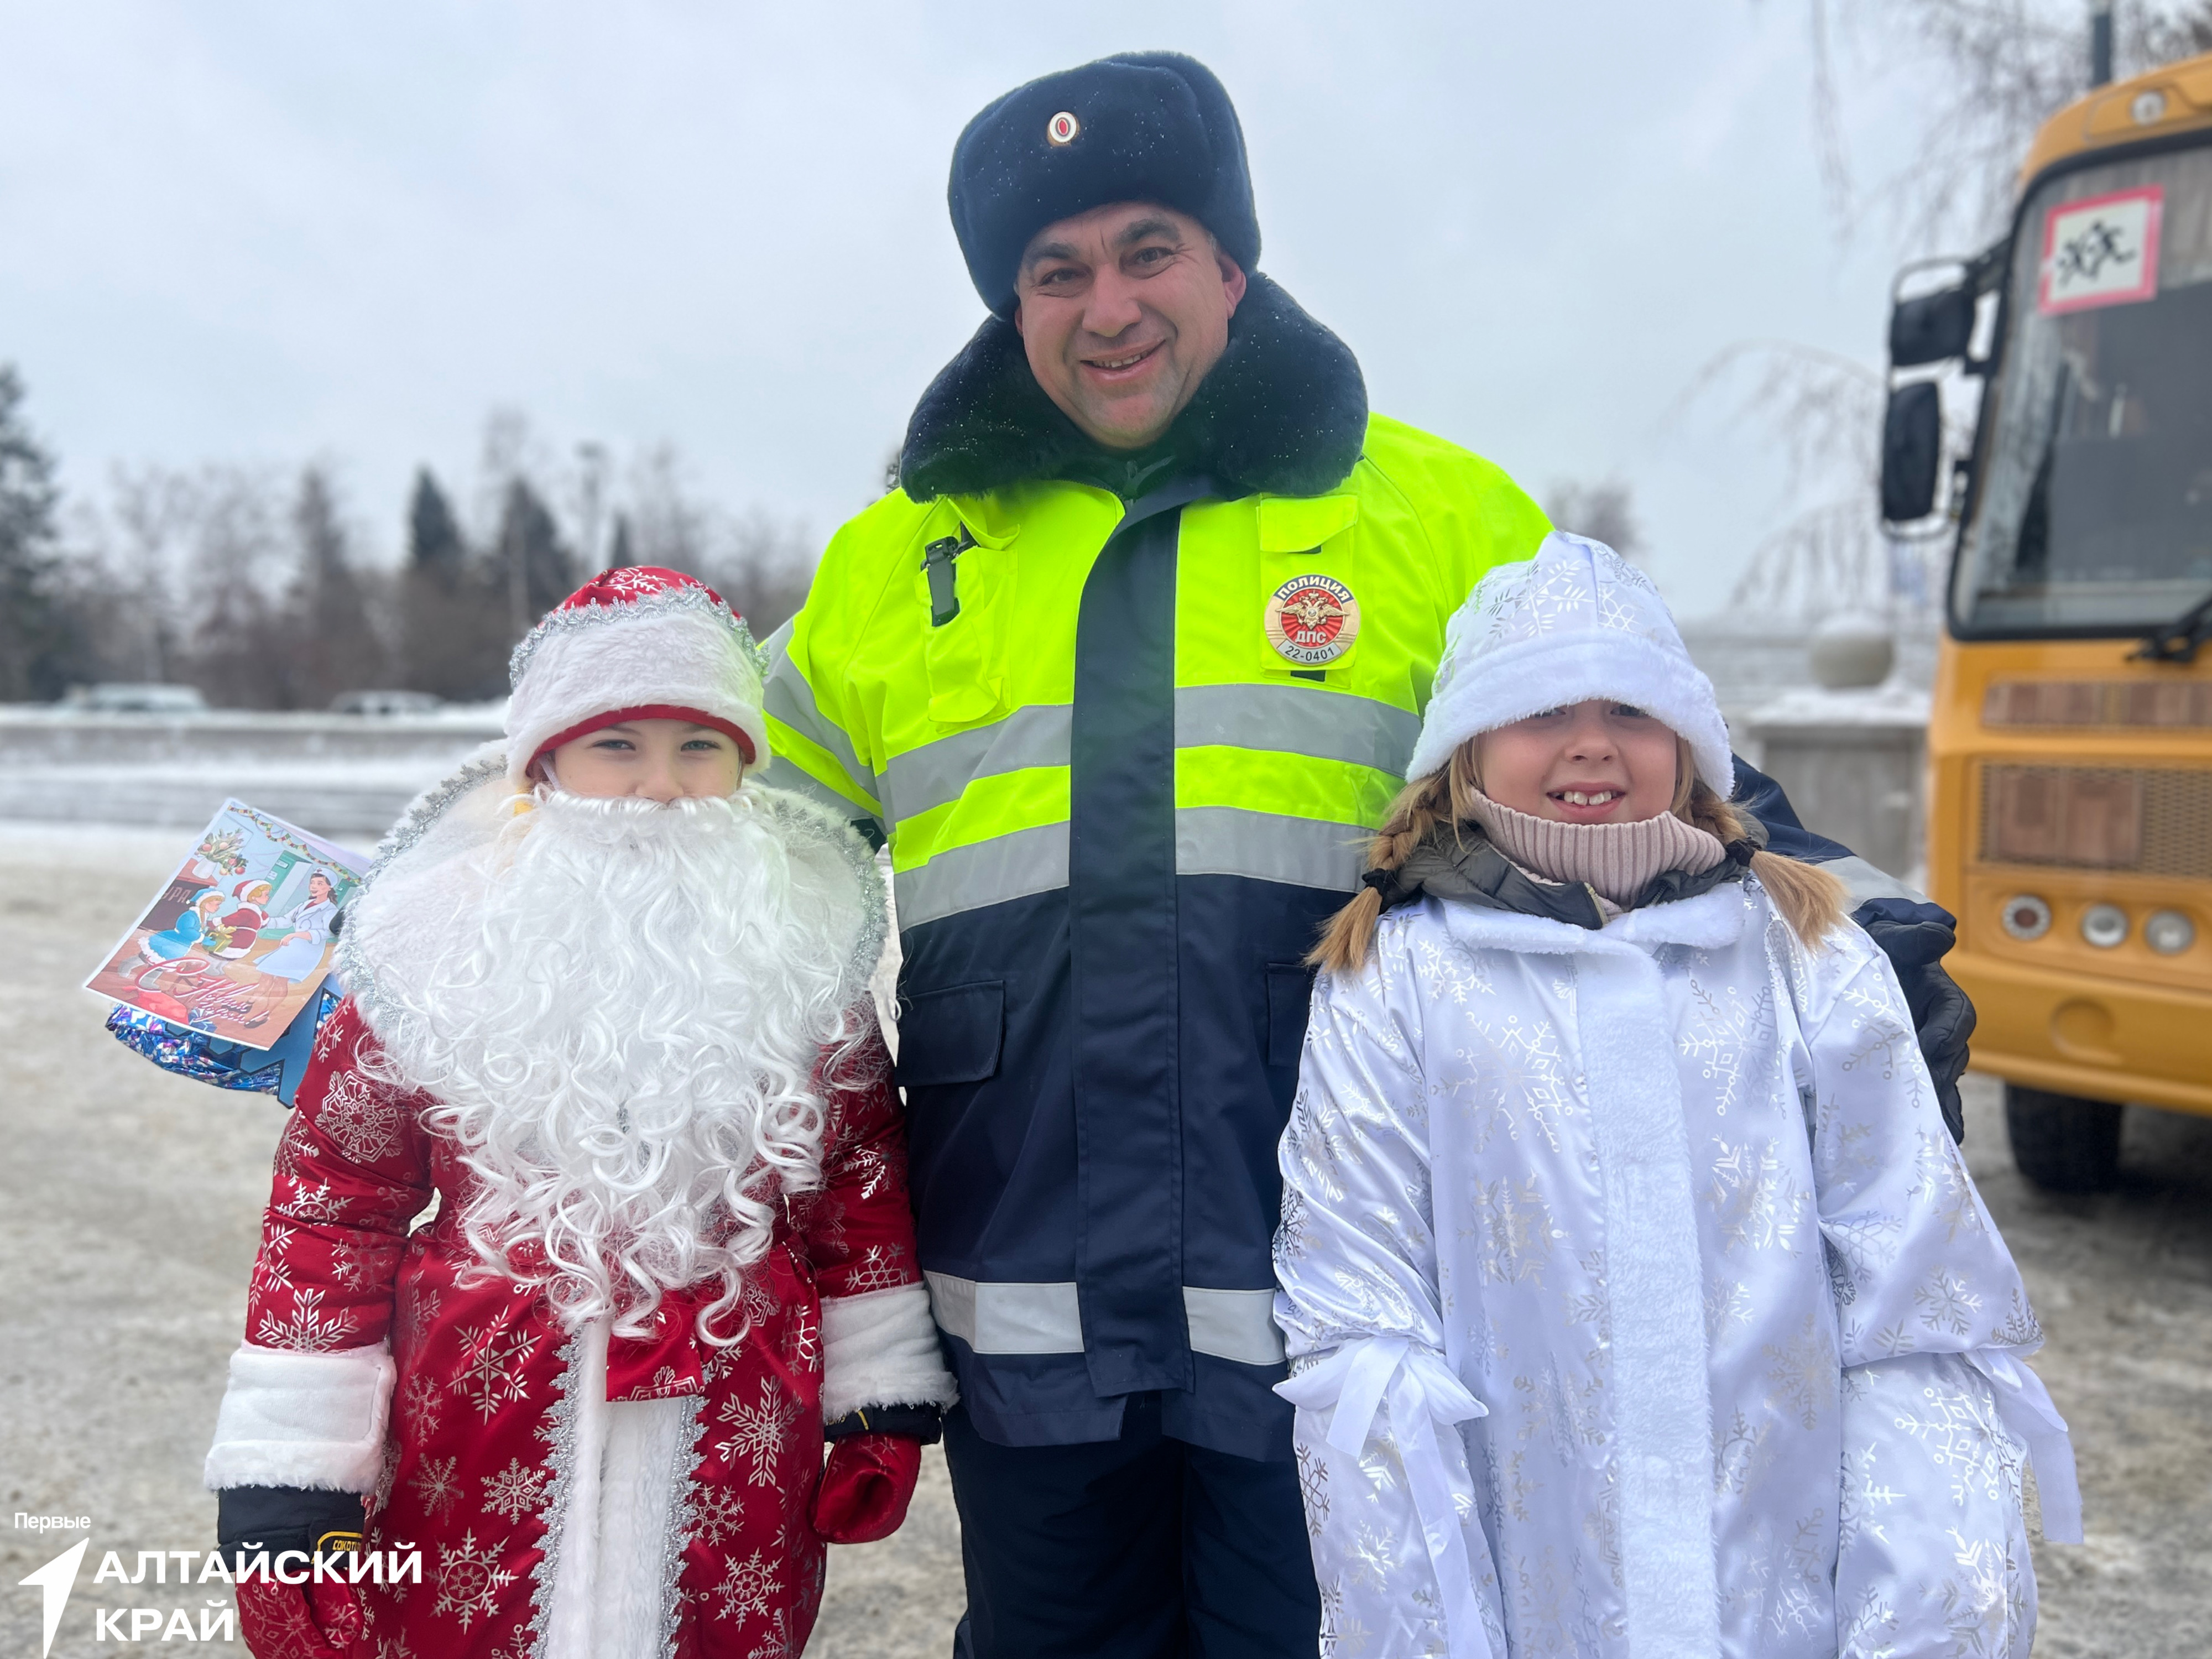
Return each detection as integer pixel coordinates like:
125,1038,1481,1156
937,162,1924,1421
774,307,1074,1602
364,788,857,1339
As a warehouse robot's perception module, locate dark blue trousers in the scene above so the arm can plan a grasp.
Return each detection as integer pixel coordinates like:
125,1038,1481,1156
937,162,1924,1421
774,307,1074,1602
943,1394,1321,1658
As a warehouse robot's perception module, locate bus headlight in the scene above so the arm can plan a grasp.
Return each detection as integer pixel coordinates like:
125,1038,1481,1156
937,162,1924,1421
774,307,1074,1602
2080,904,2130,948
2145,910,2195,955
2000,894,2053,940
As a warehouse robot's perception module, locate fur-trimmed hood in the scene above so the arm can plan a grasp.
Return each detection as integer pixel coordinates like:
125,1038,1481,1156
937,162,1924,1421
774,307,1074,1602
897,272,1368,502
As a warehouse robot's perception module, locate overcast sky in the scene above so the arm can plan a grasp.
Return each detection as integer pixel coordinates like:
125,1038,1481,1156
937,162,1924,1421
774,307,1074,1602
0,1,1944,617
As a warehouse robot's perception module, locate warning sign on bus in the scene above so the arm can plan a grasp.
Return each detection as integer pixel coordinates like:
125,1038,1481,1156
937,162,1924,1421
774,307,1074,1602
2038,185,2163,315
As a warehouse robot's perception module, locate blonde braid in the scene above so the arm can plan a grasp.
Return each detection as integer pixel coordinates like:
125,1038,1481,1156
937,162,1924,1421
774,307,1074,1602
1310,743,1484,973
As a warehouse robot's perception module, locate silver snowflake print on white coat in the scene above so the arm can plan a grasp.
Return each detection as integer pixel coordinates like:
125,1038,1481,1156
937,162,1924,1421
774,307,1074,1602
1679,975,1775,1117
1455,1013,1572,1153
1468,1176,1566,1286
1835,981,1910,1083
1761,1313,1839,1430
317,1068,406,1164
1896,1383,2022,1509
1706,1136,1808,1256
1838,1437,1902,1553
1411,932,1491,1008
1913,1266,1984,1337
1295,1442,1333,1539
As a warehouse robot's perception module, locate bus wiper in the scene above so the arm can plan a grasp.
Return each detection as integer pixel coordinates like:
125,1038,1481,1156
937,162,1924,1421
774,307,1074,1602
2133,587,2212,664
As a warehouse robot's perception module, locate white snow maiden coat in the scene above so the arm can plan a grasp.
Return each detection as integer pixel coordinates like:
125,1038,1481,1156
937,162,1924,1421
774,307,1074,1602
1271,875,2078,1659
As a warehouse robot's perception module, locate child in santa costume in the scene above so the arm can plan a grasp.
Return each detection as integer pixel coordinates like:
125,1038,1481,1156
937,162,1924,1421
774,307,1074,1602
205,567,957,1659
1272,535,2078,1659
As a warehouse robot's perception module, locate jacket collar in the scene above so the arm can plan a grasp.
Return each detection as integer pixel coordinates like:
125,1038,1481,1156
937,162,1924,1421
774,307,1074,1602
896,272,1368,503
1366,820,1762,932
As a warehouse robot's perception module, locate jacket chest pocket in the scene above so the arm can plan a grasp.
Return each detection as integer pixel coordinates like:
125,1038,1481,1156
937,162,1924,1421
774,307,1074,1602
1255,494,1362,681
896,980,1006,1089
916,530,1013,728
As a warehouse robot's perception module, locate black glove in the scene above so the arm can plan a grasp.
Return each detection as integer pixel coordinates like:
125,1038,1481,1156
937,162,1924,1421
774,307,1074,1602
822,1403,943,1444
1731,757,1975,1144
1849,898,1976,1145
216,1486,366,1562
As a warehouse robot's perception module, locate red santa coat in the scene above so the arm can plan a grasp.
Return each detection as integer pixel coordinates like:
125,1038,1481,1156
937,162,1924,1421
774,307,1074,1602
211,996,940,1658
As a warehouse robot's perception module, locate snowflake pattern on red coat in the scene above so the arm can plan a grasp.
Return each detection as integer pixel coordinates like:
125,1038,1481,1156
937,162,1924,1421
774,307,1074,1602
237,998,923,1657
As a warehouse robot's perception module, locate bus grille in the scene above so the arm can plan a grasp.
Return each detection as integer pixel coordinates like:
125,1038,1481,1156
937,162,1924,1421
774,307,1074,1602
1985,680,2212,727
1978,764,2212,877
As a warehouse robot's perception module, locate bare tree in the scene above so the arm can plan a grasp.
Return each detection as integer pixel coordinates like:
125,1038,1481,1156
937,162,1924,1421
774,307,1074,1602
1543,479,1645,561
1810,1,2212,245
623,444,817,635
1678,341,1906,615
285,466,388,703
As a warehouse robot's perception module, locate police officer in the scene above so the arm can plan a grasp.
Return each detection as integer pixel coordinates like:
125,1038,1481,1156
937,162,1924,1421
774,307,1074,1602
763,51,1973,1658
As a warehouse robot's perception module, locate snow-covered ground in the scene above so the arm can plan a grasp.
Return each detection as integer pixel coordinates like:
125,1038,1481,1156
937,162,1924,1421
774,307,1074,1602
6,823,2212,1656
0,709,500,838
0,823,957,1659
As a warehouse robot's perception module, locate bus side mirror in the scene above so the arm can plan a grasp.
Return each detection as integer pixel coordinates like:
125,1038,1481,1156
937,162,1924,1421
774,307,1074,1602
1889,285,1975,367
1881,382,1943,523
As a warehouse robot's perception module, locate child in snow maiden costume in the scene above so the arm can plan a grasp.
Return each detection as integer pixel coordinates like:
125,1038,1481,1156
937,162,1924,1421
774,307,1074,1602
204,567,957,1659
1272,536,2078,1659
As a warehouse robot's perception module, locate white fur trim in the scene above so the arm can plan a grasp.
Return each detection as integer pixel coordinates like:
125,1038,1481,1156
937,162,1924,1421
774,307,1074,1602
1578,949,1721,1655
541,1319,612,1659
204,1342,394,1493
587,1398,690,1658
820,1283,960,1420
505,602,768,785
1408,533,1735,792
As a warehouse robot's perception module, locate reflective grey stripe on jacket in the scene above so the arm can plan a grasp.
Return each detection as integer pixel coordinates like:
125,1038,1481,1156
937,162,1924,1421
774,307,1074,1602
1817,854,1932,909
924,1272,1286,1367
1171,682,1418,772
884,682,1408,925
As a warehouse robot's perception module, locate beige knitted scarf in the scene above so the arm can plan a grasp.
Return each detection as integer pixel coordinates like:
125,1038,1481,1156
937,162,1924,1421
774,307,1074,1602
1467,791,1726,906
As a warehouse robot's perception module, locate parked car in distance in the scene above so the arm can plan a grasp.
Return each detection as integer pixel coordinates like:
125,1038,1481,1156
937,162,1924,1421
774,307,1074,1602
330,690,444,716
63,683,210,714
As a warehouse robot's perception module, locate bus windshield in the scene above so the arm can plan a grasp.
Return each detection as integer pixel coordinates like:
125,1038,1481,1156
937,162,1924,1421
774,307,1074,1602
1954,143,2212,634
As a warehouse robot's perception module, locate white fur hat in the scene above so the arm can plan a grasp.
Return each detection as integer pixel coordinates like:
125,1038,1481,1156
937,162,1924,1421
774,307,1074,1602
1406,533,1734,792
503,566,769,785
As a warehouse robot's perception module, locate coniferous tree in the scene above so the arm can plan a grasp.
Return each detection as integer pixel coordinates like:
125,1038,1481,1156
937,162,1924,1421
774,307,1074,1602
407,467,467,583
398,467,509,699
492,477,575,640
289,466,383,704
0,366,79,700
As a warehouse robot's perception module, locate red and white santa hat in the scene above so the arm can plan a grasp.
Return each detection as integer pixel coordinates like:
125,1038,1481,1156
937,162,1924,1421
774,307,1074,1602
503,566,769,786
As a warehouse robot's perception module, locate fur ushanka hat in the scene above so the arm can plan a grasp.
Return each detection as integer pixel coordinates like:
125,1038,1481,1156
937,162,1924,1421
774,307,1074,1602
502,566,769,787
948,51,1260,316
1407,533,1735,794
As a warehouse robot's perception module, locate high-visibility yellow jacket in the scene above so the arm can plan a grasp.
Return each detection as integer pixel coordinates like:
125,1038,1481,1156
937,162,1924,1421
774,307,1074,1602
763,277,1550,1457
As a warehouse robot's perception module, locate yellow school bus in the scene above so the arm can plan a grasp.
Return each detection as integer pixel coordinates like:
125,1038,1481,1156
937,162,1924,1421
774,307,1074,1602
1882,54,2212,1190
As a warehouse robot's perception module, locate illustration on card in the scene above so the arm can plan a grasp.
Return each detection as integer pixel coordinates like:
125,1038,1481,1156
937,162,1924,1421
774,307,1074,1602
85,800,369,1047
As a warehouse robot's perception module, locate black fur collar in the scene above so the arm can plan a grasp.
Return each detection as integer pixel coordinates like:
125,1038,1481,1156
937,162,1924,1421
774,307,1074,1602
898,272,1368,503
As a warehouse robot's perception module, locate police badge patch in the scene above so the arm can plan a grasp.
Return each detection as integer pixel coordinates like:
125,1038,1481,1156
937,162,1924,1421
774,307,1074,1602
1265,574,1359,666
